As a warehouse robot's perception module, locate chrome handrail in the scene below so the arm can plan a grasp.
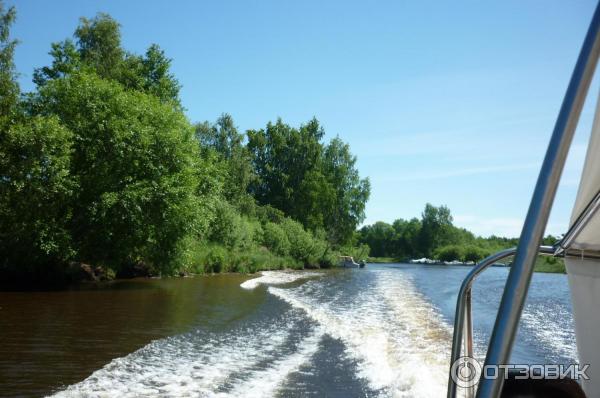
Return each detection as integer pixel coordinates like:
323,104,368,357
446,1,600,396
476,2,600,396
446,246,555,398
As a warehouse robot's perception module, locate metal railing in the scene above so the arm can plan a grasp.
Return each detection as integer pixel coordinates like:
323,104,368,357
447,2,600,395
446,246,555,398
475,2,600,395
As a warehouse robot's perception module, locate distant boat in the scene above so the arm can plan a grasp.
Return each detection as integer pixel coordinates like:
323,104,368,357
409,257,437,264
443,260,464,266
340,256,365,268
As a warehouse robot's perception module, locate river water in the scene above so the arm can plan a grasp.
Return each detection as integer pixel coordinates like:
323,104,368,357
0,264,577,397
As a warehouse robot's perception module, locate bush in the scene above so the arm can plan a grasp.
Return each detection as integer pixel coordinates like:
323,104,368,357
463,245,489,263
280,218,317,265
318,248,339,268
255,205,285,224
244,218,263,248
435,245,464,262
205,246,226,273
262,222,291,256
184,239,304,274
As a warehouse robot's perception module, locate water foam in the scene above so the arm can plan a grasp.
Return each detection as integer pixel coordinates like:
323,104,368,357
52,269,454,397
268,272,451,397
225,328,323,397
240,270,322,290
50,312,321,398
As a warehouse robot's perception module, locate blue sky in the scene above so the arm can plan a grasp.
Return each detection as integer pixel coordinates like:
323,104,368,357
7,0,600,237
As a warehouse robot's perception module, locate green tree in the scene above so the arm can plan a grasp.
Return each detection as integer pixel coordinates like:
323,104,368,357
247,118,325,227
247,118,369,245
419,203,454,257
434,245,464,262
358,221,395,257
195,114,254,206
0,2,18,128
262,222,291,256
33,40,81,87
280,218,322,265
33,13,181,104
120,44,181,104
322,137,370,244
463,245,488,263
208,201,256,249
0,116,76,278
74,13,124,80
35,72,203,273
391,217,422,258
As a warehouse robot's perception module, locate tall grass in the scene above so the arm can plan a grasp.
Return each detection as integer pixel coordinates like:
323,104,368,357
184,242,304,274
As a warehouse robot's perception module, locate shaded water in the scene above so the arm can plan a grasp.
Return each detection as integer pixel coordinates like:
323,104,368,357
0,265,576,397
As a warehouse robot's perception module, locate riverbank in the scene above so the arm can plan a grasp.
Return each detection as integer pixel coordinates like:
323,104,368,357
0,241,337,291
366,256,402,263
1,265,576,397
367,255,566,273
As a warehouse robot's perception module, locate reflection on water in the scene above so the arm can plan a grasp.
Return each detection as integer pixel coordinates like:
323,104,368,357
0,265,577,397
0,274,260,397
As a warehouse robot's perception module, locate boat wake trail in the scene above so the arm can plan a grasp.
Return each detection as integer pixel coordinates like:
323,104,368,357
52,311,323,396
269,271,451,397
51,270,451,397
239,270,322,290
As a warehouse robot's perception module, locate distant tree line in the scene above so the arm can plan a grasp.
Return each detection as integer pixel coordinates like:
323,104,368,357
0,6,370,285
357,204,560,263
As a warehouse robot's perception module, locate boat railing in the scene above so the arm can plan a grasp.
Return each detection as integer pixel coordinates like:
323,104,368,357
448,194,600,398
446,245,555,398
446,1,600,396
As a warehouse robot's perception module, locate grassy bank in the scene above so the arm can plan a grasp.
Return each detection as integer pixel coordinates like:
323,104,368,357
534,256,566,273
184,242,304,274
367,257,402,263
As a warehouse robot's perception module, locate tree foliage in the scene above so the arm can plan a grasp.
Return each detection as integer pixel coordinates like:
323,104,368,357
32,72,202,272
359,203,563,263
0,2,18,128
0,116,75,274
247,118,369,245
322,137,371,243
262,222,291,257
195,114,255,207
0,6,370,284
33,13,180,105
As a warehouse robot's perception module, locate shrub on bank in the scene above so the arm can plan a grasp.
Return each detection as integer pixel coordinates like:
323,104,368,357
463,245,489,263
185,242,302,274
262,222,291,257
435,245,464,262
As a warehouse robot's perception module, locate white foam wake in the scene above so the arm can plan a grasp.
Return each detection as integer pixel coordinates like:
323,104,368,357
224,328,323,397
268,272,451,397
240,270,322,290
50,314,321,398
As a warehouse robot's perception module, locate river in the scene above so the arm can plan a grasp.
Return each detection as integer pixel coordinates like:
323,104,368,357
0,264,577,397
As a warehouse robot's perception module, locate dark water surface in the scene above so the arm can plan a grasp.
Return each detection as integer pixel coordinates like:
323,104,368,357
0,275,257,397
0,265,576,397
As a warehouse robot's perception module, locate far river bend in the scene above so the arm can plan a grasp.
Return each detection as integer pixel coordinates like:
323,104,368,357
0,264,577,397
